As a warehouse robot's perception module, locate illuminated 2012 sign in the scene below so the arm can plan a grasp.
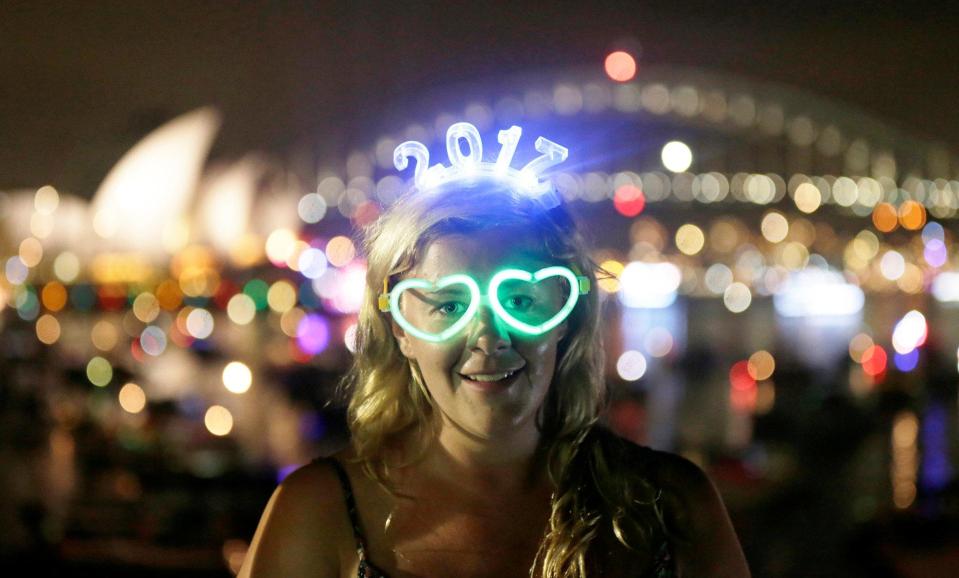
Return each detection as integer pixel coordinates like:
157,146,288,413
393,122,568,199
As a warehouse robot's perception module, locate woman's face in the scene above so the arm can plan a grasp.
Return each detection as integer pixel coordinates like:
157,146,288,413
391,228,569,440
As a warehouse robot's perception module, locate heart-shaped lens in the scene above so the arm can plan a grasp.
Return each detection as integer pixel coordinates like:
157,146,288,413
389,274,481,343
489,266,580,335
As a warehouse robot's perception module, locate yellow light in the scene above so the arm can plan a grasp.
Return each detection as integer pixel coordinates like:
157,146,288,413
897,264,923,294
36,314,61,345
230,232,265,268
756,381,776,415
53,251,81,283
849,333,874,363
780,242,809,270
91,320,119,351
267,280,297,313
34,185,60,214
30,212,55,239
265,229,297,265
222,361,252,394
280,307,306,337
132,292,160,323
119,382,147,413
86,356,113,387
204,405,234,436
760,212,789,243
325,236,356,268
793,182,822,213
227,293,256,325
747,350,775,380
285,240,311,271
19,237,43,268
598,260,624,293
675,223,706,255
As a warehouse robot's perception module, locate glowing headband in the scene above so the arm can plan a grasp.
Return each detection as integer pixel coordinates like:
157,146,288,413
394,122,568,204
378,266,590,342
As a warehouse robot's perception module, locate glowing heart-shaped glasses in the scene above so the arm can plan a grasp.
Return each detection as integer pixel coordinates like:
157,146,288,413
379,266,590,343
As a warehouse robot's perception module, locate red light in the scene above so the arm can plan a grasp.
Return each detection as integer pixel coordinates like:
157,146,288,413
861,345,887,377
605,51,637,82
729,360,758,412
613,184,646,217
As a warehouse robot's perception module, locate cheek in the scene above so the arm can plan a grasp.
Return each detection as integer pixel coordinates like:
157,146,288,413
519,337,562,383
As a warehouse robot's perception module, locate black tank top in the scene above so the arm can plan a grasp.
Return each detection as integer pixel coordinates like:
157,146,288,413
324,458,676,578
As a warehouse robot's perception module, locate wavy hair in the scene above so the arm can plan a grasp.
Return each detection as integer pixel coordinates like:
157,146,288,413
343,181,665,576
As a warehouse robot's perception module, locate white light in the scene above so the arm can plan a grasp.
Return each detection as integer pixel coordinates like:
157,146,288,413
197,157,260,255
880,251,906,280
619,261,681,309
140,326,167,356
222,361,253,394
723,282,752,313
931,272,959,303
773,268,864,317
186,308,215,339
616,350,648,381
892,311,927,354
90,108,220,260
661,141,693,173
297,248,329,279
297,192,328,223
704,263,733,295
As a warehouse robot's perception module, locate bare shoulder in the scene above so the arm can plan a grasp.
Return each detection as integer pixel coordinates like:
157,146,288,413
237,456,354,578
612,436,752,578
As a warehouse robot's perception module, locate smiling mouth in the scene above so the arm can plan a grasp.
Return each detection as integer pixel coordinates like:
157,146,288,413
460,368,522,382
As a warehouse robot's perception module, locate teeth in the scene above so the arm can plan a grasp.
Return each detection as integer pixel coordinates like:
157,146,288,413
464,370,516,382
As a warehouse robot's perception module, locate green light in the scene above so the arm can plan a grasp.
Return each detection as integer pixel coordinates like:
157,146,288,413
488,266,580,335
385,266,586,342
389,274,481,343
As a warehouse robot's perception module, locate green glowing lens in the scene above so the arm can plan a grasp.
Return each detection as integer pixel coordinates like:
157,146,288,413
387,266,584,341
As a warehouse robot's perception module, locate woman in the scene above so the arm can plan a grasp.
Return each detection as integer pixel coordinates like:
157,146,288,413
239,123,750,577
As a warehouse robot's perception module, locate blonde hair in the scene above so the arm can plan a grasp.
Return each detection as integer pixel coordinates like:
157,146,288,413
343,181,665,576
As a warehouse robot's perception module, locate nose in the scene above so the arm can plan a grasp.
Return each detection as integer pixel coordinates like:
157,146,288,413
467,302,512,354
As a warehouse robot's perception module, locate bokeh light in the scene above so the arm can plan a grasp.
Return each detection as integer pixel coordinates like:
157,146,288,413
91,320,119,351
661,141,693,173
613,184,646,217
747,350,775,381
325,236,356,268
41,282,68,312
35,314,61,344
675,224,705,255
222,361,253,394
604,51,637,82
118,382,147,413
204,405,234,436
185,308,215,339
296,313,330,355
86,356,113,387
140,326,167,356
616,350,648,381
227,293,257,325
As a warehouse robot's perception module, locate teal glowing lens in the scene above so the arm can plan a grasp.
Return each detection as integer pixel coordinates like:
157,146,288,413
389,274,481,343
385,266,585,341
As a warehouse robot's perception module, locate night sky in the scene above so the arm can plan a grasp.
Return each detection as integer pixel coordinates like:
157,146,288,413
3,0,959,196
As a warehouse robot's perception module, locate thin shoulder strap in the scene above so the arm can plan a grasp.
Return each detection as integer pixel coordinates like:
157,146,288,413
326,459,368,548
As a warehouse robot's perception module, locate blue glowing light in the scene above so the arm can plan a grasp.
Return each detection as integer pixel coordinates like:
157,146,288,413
394,121,568,202
893,348,919,372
